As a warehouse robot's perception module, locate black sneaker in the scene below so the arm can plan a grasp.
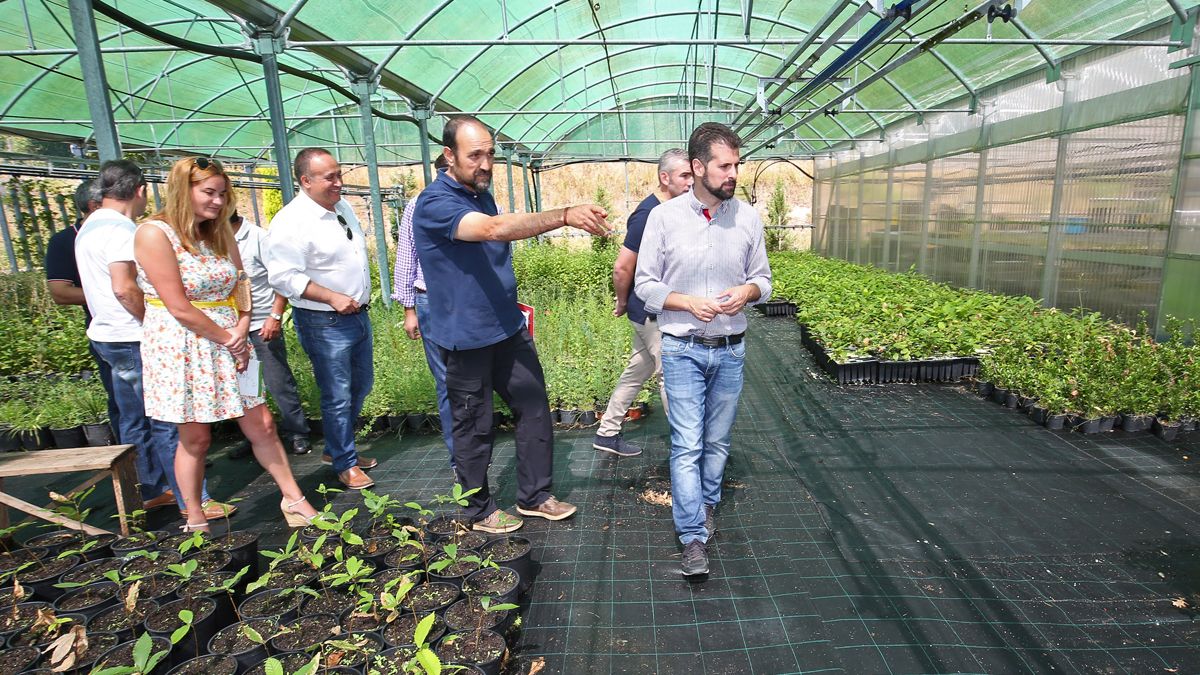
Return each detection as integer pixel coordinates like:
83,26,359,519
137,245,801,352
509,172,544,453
593,434,642,457
681,540,709,576
705,504,716,539
290,436,311,455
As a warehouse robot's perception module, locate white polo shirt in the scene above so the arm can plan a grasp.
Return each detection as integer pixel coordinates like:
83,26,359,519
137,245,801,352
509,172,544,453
75,208,142,342
265,191,370,312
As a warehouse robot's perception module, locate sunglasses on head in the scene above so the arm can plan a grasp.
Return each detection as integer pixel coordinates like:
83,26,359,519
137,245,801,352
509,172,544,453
192,157,221,171
337,214,352,241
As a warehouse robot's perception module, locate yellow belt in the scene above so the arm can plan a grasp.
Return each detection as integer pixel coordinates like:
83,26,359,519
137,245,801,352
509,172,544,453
146,297,235,309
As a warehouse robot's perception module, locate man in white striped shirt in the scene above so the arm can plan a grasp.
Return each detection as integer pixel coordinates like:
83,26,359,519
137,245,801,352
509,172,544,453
635,122,773,576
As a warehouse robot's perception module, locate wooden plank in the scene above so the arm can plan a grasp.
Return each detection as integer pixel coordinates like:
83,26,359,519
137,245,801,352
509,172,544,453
11,471,112,530
0,445,134,477
0,491,110,536
0,477,7,532
111,455,141,537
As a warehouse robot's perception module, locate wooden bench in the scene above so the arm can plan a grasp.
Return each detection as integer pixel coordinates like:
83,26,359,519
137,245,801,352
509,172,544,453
0,444,140,536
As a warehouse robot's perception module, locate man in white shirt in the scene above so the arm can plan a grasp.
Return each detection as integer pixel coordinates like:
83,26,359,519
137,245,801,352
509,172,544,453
266,148,375,490
75,159,231,520
230,211,311,457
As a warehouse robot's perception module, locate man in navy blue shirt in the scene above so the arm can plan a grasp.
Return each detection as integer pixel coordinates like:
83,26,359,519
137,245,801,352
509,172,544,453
593,149,693,457
44,179,120,436
414,115,609,534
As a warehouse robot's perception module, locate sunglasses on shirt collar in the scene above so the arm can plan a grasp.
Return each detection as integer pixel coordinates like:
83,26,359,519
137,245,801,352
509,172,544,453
337,214,352,241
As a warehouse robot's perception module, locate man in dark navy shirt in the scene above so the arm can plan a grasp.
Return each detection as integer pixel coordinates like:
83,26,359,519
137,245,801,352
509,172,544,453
593,149,693,457
413,115,609,534
44,179,120,435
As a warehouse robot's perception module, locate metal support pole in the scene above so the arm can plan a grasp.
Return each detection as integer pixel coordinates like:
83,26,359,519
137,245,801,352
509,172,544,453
253,34,294,203
393,197,403,243
151,182,162,211
532,163,543,212
854,169,864,265
351,77,391,308
1039,76,1075,306
917,161,934,274
827,162,840,257
520,157,533,213
881,165,895,271
811,165,822,253
414,106,433,187
969,148,989,289
9,186,31,270
23,187,45,260
67,0,121,161
249,185,261,225
0,194,17,272
55,193,71,230
505,151,516,215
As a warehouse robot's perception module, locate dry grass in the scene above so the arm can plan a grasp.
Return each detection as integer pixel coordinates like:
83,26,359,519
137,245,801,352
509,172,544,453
639,486,673,508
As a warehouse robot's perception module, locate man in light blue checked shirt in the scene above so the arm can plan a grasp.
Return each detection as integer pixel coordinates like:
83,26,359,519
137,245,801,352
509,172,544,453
392,155,454,468
635,122,772,577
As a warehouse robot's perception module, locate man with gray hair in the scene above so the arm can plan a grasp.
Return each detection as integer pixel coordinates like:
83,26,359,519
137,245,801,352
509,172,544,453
592,149,693,457
45,179,119,434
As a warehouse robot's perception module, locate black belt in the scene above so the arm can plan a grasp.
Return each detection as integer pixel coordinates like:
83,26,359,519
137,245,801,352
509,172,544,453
297,303,369,314
674,332,744,347
414,287,427,294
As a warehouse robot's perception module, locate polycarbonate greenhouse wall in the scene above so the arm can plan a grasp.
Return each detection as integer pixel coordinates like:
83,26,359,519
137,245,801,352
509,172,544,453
812,18,1200,333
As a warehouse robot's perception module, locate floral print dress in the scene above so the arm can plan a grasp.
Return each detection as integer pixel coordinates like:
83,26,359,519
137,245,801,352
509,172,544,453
138,220,264,423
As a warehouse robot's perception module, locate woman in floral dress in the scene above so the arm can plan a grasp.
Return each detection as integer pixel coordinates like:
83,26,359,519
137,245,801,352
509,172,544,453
135,157,318,532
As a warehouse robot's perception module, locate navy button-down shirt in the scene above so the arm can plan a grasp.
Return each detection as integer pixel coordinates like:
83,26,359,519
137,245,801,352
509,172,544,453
413,169,524,351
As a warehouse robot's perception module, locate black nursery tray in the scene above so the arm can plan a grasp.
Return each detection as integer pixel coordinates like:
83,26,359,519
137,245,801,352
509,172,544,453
800,324,978,385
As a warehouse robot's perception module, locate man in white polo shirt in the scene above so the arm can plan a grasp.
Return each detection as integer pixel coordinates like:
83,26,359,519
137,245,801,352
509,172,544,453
266,148,375,490
75,159,232,520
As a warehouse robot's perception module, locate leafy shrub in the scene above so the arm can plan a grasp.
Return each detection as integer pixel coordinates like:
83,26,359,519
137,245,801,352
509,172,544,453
0,272,91,376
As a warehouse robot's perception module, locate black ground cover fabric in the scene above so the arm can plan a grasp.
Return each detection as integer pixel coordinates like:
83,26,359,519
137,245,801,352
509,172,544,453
12,314,1200,673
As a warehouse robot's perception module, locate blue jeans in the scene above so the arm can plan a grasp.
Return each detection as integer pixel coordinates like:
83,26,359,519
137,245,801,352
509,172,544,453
415,291,454,465
88,341,121,439
661,334,746,545
90,340,208,508
292,308,374,473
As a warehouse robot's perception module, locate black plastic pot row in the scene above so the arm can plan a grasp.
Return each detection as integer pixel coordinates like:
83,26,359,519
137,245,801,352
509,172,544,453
972,380,1193,440
0,422,115,452
2,524,534,675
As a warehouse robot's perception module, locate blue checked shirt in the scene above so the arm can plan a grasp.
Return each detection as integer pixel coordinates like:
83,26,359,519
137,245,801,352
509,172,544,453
635,190,772,338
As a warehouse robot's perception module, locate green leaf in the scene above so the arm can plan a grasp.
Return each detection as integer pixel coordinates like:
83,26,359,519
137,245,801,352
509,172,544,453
292,654,321,675
343,532,364,546
241,624,264,645
264,657,285,675
413,611,437,646
415,646,442,675
132,632,152,666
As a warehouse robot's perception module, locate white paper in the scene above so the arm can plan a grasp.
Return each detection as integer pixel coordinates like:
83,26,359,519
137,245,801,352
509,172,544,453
237,354,261,398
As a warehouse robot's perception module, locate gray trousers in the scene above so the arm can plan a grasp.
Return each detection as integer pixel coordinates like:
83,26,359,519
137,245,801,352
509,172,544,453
249,329,309,440
597,317,668,437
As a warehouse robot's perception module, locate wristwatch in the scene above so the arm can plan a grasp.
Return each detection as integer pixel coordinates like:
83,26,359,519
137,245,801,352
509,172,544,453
269,312,283,321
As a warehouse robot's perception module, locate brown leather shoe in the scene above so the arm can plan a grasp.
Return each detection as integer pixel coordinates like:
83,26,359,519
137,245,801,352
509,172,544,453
516,496,577,521
339,466,375,490
322,454,378,470
143,490,175,511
